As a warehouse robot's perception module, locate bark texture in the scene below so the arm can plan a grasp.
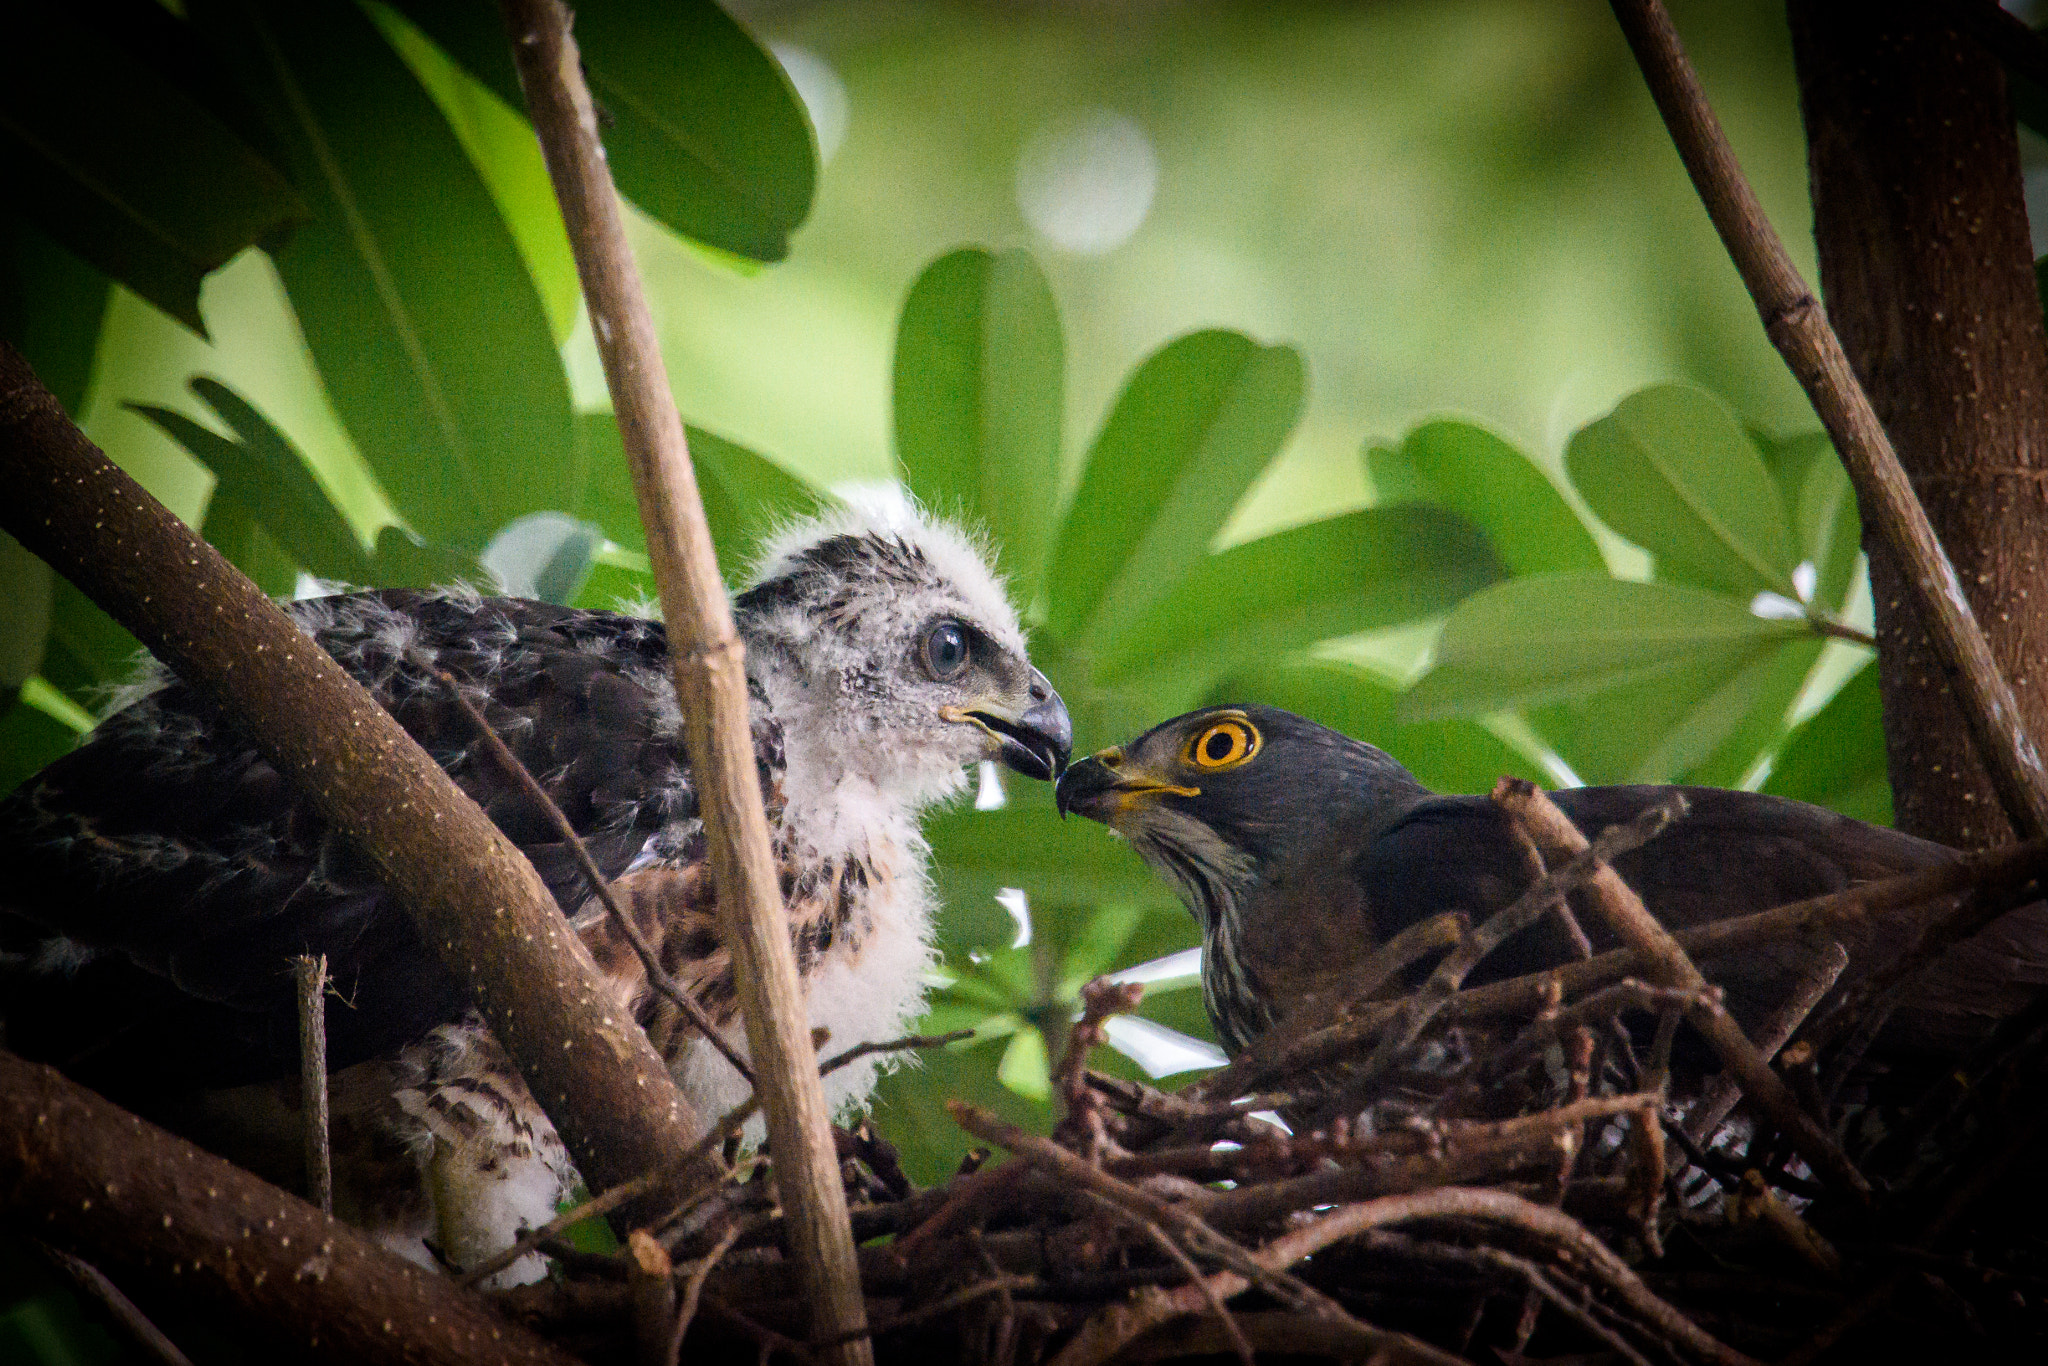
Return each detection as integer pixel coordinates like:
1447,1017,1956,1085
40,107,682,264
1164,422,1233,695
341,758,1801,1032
0,1051,578,1366
0,342,713,1221
1791,0,2048,848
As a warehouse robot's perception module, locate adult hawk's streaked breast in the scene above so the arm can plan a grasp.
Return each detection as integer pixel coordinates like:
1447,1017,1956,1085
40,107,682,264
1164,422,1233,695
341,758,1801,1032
0,502,1069,1284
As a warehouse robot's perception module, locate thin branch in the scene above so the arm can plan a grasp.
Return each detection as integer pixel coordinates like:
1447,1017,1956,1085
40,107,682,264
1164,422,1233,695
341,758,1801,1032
0,1052,579,1366
1683,941,1848,1147
435,669,754,1086
819,1029,975,1076
629,1230,677,1366
292,954,332,1217
1493,779,1870,1199
37,1245,195,1366
668,1220,744,1363
457,1170,663,1289
497,6,868,1359
0,342,712,1232
1607,0,2048,839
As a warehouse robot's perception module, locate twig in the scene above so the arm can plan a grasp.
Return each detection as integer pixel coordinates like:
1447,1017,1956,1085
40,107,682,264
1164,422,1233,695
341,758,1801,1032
0,1051,580,1366
500,3,869,1358
949,1101,1462,1366
809,1276,1041,1350
1081,1192,1255,1366
1494,779,1871,1199
820,1029,974,1077
1190,910,1466,1105
1683,941,1847,1148
457,1170,661,1289
1308,796,1684,1125
436,669,754,1086
292,954,332,1216
37,1244,195,1366
669,1219,743,1363
1218,837,2046,1096
629,1230,678,1366
1607,0,2048,840
0,341,713,1243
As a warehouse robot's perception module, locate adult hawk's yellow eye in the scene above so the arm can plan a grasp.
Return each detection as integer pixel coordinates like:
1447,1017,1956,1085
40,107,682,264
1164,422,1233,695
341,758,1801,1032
1184,718,1260,770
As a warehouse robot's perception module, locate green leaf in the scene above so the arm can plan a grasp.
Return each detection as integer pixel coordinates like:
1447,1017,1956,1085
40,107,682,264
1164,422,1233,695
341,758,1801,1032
1045,331,1304,648
0,533,53,692
0,6,306,332
481,513,604,605
367,2,578,340
368,526,488,590
390,0,816,261
1367,419,1604,577
925,787,1180,956
1763,660,1892,825
1565,384,1799,599
1210,660,1546,796
1755,429,1863,614
132,380,378,586
1095,506,1503,684
868,1032,1051,1186
191,0,575,553
996,1026,1052,1102
1534,636,1823,786
1403,574,1809,721
39,581,141,716
0,689,82,798
893,248,1064,595
570,413,818,576
0,220,110,418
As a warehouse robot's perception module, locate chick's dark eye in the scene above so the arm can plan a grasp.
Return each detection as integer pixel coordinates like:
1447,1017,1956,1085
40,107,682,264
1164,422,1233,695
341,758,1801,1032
923,622,970,680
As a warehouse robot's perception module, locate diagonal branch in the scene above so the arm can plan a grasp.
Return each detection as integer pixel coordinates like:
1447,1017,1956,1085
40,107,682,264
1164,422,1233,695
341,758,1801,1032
1606,0,2048,840
494,5,868,1361
0,344,712,1225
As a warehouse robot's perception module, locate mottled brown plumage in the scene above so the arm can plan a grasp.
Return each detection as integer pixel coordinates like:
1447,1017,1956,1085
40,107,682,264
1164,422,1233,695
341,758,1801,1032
1,502,1069,1283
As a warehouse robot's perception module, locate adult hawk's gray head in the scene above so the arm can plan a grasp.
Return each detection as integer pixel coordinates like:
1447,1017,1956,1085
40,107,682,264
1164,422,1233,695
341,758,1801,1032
1057,704,2048,1066
0,500,1068,1284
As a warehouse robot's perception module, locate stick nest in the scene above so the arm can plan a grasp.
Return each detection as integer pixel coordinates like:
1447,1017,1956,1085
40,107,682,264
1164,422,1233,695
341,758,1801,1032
495,792,2048,1365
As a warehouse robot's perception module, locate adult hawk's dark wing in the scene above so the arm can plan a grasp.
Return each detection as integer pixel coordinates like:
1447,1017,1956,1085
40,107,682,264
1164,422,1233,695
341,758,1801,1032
1352,784,2048,1055
0,590,723,1104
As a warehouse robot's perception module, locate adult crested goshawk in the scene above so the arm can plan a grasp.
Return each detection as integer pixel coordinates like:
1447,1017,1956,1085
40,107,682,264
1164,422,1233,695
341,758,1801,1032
1057,704,2048,1063
0,502,1069,1284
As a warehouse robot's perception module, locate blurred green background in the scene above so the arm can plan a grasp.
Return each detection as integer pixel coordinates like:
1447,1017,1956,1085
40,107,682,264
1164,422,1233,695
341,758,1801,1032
2,2,1926,1352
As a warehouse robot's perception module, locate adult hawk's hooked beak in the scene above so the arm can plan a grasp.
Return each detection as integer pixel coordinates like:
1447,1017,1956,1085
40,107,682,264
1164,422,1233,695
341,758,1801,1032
944,667,1072,782
1055,747,1200,821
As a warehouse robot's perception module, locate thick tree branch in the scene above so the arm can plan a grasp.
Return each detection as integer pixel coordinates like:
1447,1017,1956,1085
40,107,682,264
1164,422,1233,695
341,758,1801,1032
1606,0,2048,842
0,1051,578,1366
0,343,712,1221
495,5,868,1359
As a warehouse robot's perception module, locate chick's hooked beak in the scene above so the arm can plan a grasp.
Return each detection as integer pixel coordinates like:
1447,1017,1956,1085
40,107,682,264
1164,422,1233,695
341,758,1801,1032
943,667,1072,782
1056,748,1201,821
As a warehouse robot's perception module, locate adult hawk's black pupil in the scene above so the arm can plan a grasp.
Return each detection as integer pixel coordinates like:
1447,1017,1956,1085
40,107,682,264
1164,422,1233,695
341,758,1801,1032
1205,731,1234,762
925,622,969,679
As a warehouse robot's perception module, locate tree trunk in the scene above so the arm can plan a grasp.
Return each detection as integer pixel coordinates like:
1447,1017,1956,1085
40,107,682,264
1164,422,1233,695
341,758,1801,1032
1789,0,2048,849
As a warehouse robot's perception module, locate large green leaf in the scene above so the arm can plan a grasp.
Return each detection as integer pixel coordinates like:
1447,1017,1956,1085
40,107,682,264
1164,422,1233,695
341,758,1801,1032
0,534,53,692
1755,428,1863,615
191,0,575,553
924,787,1180,956
893,248,1063,595
1367,419,1604,577
1,220,110,418
1534,636,1823,787
390,0,816,261
1210,660,1545,797
368,1,578,340
1044,331,1304,649
1763,660,1892,825
1566,384,1799,599
1403,574,1809,721
569,413,818,577
38,581,142,717
132,379,377,585
0,4,306,333
1095,506,1503,684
